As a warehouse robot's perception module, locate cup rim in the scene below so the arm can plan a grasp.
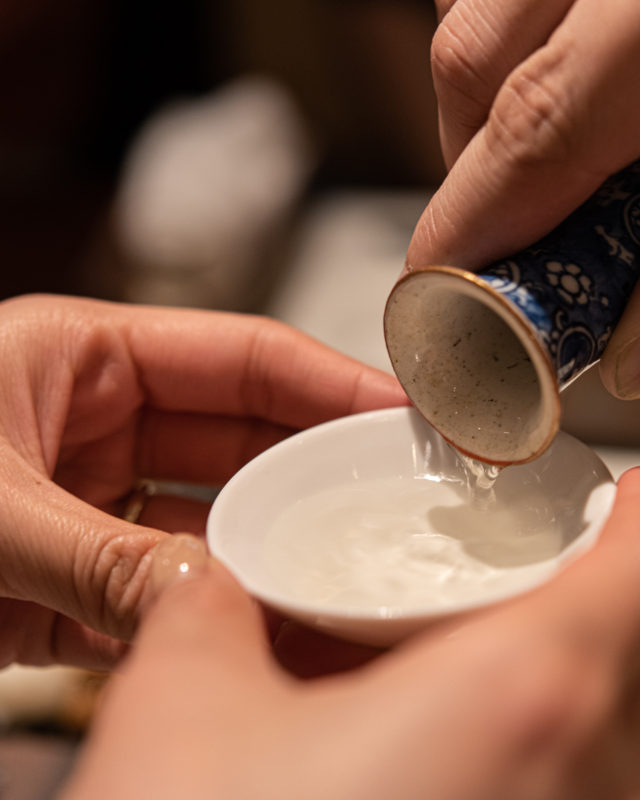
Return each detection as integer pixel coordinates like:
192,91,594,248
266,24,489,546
206,406,614,632
384,265,562,465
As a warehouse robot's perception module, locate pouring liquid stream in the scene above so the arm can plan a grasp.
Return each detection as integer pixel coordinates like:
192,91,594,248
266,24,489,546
452,450,502,509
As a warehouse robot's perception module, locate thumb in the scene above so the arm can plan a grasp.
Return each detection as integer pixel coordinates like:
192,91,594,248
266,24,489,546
61,539,277,800
0,449,166,639
0,444,265,670
599,281,640,399
140,533,271,675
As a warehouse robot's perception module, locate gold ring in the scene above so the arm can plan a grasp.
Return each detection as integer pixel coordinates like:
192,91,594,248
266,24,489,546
122,479,157,524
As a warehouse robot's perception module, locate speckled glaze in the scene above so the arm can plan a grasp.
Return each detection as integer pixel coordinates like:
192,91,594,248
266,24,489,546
479,159,640,388
384,159,640,465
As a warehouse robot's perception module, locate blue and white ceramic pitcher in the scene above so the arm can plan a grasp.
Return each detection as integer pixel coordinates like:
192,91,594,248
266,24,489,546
384,160,640,465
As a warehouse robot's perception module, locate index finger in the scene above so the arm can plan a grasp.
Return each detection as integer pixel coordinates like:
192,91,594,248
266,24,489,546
113,302,407,428
408,0,640,273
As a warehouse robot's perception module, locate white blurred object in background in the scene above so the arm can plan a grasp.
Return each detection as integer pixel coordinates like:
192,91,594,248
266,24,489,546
113,76,315,309
268,190,429,372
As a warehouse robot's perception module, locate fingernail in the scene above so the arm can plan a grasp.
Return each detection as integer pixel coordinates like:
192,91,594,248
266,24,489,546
150,534,212,597
613,337,640,399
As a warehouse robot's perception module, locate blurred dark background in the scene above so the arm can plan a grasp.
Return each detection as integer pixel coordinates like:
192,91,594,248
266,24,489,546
0,0,445,303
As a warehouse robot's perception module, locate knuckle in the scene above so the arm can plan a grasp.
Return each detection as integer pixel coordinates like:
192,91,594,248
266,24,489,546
81,530,157,639
430,13,493,130
499,648,614,758
431,18,481,102
487,47,578,167
239,320,280,419
504,675,575,751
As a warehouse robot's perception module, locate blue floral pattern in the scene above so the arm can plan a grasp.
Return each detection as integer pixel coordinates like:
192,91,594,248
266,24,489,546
479,160,640,388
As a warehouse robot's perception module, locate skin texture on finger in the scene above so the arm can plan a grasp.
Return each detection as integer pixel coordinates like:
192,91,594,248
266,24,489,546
408,0,640,273
0,443,166,641
432,0,576,167
0,435,224,666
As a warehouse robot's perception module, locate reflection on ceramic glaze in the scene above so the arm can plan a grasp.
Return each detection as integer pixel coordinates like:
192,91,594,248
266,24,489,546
481,159,640,387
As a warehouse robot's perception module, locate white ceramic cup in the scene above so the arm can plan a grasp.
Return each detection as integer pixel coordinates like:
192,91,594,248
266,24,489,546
207,407,615,646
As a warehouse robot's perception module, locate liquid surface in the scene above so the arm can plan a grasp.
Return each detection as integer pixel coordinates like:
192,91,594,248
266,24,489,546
264,476,563,612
